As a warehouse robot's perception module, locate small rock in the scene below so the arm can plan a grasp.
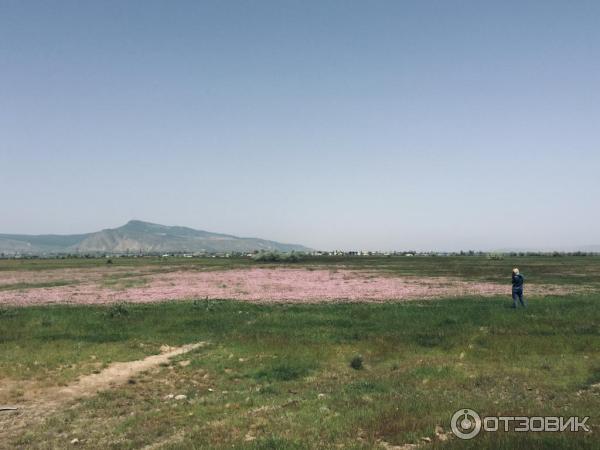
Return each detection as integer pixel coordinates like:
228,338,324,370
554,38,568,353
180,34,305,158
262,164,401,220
178,360,191,367
318,393,326,399
174,394,187,400
70,438,79,445
164,394,174,400
421,436,432,443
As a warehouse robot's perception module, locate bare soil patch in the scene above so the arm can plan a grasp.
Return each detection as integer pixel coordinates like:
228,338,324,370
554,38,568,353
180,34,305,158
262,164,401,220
0,342,207,440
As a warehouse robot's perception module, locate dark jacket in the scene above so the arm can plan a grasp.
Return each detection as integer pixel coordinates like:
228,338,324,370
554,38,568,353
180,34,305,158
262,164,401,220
512,273,524,290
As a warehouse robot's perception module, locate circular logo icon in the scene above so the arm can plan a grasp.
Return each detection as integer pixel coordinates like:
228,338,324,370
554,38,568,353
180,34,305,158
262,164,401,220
451,408,482,439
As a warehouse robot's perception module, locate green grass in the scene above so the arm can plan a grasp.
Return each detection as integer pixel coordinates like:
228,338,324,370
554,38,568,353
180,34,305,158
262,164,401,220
0,256,254,272
3,255,600,286
1,294,599,449
0,280,77,291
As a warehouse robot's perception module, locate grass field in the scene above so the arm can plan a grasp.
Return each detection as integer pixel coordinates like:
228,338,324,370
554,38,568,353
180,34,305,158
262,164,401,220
2,254,600,285
1,256,599,449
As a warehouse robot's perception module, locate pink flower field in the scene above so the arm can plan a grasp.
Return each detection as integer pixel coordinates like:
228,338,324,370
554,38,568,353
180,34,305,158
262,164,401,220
0,268,571,306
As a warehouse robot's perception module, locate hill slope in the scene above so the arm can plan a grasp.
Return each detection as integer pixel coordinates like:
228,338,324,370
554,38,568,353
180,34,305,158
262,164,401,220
0,220,310,255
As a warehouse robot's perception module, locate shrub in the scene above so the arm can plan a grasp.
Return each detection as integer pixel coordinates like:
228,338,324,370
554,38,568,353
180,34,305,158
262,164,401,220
40,316,54,327
192,297,217,311
107,303,129,318
350,354,364,370
0,308,17,318
255,361,314,381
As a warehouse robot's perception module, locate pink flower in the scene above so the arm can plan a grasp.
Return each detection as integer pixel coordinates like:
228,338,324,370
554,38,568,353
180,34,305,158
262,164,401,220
0,268,568,306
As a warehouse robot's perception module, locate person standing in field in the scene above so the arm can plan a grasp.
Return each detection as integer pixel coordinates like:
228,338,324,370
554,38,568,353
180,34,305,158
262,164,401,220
511,268,526,308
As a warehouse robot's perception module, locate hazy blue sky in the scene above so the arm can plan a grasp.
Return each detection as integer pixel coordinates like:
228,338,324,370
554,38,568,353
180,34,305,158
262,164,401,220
1,1,598,251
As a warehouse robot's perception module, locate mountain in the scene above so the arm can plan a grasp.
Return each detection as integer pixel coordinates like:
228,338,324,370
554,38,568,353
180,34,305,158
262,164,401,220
0,220,311,255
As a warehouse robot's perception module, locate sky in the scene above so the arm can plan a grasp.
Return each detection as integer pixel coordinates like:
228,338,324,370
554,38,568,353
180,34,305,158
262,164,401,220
1,1,599,251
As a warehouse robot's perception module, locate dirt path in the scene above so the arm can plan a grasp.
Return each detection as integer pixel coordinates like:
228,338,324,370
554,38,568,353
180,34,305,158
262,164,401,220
0,342,207,441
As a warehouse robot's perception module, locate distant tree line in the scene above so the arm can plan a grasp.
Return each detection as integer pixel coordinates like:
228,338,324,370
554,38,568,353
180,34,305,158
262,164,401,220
251,250,303,262
1,250,598,260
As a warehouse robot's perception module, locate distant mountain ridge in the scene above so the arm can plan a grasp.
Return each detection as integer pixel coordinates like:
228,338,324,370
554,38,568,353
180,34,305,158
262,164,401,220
0,220,311,255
